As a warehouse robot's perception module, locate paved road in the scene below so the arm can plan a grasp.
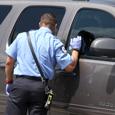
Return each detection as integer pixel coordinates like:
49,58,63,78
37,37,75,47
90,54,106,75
0,94,7,115
0,66,6,114
0,67,5,94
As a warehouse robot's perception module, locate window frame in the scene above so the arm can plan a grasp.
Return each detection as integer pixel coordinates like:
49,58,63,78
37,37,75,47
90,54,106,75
66,8,115,61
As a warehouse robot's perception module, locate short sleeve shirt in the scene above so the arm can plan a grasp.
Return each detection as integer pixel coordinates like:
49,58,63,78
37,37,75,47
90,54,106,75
6,27,72,80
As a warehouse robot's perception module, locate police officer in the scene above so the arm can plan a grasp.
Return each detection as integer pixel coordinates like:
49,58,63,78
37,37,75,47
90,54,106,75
5,13,81,115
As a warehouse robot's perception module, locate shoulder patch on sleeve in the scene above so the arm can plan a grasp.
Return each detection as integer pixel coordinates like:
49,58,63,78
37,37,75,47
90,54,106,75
62,46,67,54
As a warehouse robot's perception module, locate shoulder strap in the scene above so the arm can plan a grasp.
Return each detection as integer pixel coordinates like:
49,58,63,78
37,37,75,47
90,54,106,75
27,32,46,82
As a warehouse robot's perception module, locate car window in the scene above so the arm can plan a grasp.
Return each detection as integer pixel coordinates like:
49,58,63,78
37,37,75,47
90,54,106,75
67,8,115,58
9,6,65,44
0,5,12,24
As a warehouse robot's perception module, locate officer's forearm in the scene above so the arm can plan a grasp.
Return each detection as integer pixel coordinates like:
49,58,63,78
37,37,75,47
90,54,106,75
64,50,79,72
71,50,79,67
5,57,14,83
5,64,14,82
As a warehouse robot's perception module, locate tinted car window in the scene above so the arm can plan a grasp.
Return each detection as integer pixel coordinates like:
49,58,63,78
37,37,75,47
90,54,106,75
68,8,115,57
10,6,65,44
0,5,12,24
70,8,115,38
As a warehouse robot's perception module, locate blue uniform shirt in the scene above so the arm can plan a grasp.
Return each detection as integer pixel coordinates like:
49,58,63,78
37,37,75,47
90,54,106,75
6,27,72,80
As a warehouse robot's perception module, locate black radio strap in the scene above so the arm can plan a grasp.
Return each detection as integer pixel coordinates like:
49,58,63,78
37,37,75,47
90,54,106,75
27,32,46,82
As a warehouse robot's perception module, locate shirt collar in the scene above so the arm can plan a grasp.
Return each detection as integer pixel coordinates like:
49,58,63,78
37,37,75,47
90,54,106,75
39,27,52,33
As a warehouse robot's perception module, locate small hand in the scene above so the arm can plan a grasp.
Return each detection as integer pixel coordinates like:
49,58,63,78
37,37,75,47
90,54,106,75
70,36,82,50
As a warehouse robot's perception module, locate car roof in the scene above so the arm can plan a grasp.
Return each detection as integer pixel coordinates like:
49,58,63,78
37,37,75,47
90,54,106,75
88,0,115,6
0,0,112,6
0,0,115,14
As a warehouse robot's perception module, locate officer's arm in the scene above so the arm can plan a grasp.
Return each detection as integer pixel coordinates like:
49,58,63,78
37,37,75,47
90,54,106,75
5,56,15,83
64,36,81,72
64,50,79,72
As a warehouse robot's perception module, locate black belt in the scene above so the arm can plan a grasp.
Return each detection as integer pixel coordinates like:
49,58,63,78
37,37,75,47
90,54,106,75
16,75,43,81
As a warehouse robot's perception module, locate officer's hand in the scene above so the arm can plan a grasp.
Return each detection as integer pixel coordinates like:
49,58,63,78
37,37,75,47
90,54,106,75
6,84,13,96
70,36,82,51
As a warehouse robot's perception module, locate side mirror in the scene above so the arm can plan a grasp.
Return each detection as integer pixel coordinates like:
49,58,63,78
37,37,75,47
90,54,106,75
90,38,115,57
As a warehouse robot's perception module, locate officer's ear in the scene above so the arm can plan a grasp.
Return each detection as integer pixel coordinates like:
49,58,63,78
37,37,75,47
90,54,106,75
53,23,58,35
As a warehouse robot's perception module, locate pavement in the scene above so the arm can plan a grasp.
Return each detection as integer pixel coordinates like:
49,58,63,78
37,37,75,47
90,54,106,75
0,66,6,114
0,94,7,115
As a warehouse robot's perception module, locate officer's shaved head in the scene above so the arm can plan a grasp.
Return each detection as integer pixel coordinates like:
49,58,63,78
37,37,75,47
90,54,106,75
39,13,57,34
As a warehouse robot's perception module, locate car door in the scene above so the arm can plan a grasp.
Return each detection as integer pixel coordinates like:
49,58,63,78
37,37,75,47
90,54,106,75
52,7,115,115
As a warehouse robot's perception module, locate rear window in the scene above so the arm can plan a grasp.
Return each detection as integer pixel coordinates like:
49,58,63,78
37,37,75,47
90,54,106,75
10,6,65,43
0,5,12,24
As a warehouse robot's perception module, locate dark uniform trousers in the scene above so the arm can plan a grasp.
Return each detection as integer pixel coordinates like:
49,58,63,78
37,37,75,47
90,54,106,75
5,76,48,115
